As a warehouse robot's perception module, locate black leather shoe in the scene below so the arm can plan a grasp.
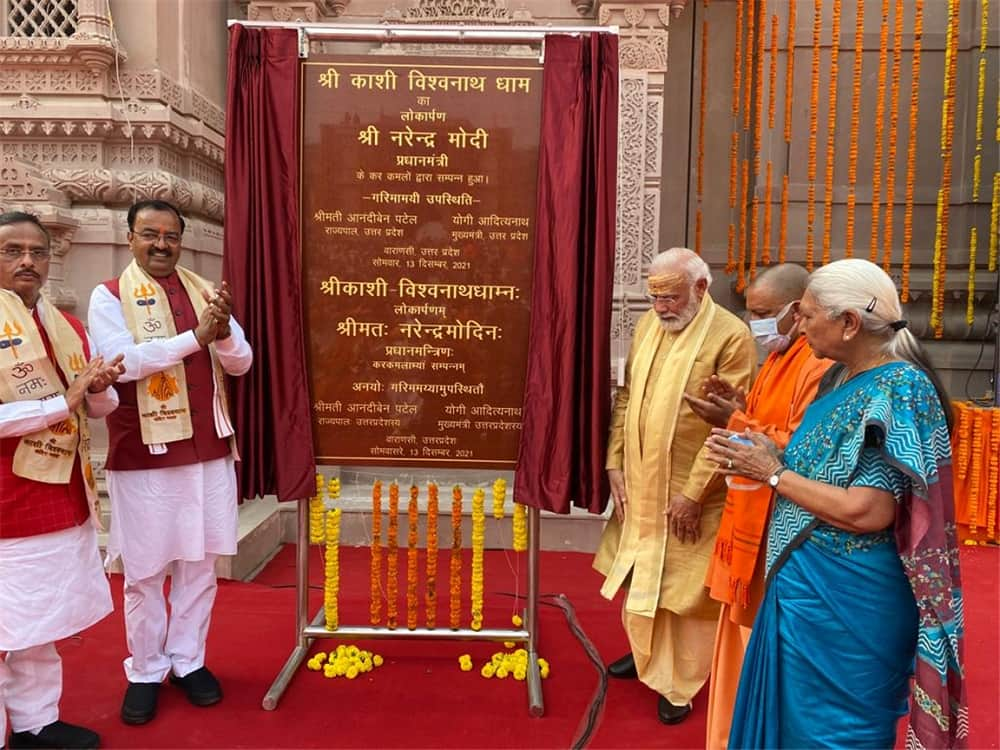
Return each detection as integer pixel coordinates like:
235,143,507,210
657,695,692,725
606,652,638,679
8,720,100,749
121,681,160,725
169,666,222,706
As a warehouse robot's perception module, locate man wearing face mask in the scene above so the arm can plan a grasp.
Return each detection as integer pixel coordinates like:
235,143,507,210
683,263,831,750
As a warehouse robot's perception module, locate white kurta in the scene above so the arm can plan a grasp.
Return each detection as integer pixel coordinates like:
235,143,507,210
0,382,118,651
87,282,253,580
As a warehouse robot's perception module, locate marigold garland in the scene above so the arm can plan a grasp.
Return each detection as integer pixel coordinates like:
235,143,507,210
987,411,1000,535
762,161,774,265
869,0,891,262
727,223,737,273
804,0,822,271
748,0,766,279
492,477,506,519
386,481,400,630
732,0,744,121
370,480,383,625
406,485,419,630
308,645,383,679
931,0,961,337
973,0,989,201
967,414,984,533
309,474,325,544
990,173,999,272
425,482,439,628
749,193,760,282
783,0,797,145
323,508,341,631
743,0,755,133
955,404,971,481
470,487,486,631
844,0,865,257
901,0,923,301
512,502,527,552
882,0,905,272
967,228,978,326
449,485,463,629
822,0,842,267
738,159,750,290
767,14,778,130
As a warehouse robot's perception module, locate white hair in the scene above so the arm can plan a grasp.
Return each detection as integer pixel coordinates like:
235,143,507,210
808,258,953,429
648,247,713,287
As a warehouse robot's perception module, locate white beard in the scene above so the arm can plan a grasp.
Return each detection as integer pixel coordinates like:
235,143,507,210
658,295,701,332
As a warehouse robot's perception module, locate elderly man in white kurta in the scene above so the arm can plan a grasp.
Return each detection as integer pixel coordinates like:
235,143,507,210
87,200,252,727
1,211,124,750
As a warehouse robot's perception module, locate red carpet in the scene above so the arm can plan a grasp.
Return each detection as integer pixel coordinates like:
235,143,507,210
46,544,997,749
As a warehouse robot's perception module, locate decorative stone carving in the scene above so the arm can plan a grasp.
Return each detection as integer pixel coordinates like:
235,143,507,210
382,0,522,24
0,155,68,205
598,2,670,72
0,0,122,71
243,1,348,22
615,75,646,287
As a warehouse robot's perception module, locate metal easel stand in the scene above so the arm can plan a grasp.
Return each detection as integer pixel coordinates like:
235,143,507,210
262,501,545,716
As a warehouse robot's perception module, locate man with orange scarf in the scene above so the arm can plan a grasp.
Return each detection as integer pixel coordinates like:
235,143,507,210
684,263,830,749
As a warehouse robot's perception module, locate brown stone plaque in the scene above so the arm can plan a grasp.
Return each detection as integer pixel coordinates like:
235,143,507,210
301,56,543,469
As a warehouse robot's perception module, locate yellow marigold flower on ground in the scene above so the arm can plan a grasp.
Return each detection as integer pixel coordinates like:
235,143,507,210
496,666,509,679
314,652,327,663
514,648,528,659
491,653,504,665
511,614,523,627
323,664,336,678
540,665,550,679
503,641,515,649
373,654,384,667
346,666,360,679
513,668,527,681
460,661,473,672
537,657,548,668
307,659,321,671
481,664,495,678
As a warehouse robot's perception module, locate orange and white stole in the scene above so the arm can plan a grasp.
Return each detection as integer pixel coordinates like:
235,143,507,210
0,288,102,528
118,260,234,449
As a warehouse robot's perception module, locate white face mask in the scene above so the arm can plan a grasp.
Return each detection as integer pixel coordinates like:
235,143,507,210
749,301,795,353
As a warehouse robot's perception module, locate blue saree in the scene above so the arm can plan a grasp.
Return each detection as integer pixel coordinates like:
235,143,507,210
729,362,966,749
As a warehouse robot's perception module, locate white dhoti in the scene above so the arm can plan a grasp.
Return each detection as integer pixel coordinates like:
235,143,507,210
106,456,237,682
0,523,113,737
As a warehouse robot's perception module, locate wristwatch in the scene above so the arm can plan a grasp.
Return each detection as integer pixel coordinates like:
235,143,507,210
767,466,788,488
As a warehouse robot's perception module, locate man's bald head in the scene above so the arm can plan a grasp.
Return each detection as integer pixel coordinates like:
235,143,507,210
747,263,809,306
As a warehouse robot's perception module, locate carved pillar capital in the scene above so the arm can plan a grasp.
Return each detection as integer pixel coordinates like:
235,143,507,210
245,0,351,22
597,2,676,72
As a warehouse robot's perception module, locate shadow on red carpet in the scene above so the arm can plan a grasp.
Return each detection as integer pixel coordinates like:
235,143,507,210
50,545,997,749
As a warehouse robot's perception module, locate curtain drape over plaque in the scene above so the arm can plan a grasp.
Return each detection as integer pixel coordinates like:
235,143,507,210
514,34,618,515
224,26,316,502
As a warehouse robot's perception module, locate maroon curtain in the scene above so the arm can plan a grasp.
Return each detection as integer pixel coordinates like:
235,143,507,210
514,34,619,514
223,26,316,502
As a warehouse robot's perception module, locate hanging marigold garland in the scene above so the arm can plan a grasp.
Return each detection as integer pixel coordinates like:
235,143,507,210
988,411,1000,536
804,0,822,270
695,0,709,255
844,0,865,257
738,158,750,290
729,0,744,275
967,228,978,325
778,0,796,263
931,0,961,336
968,0,990,314
309,474,325,544
990,172,999,272
470,487,485,631
822,0,842,267
743,0,756,133
967,415,983,534
869,0,892,262
492,477,506,519
768,14,778,131
955,404,971,482
406,485,419,630
882,0,905,271
370,480,383,625
449,485,463,629
386,481,400,629
323,508,341,631
425,482,439,628
748,0,766,280
901,0,923,301
512,502,527,552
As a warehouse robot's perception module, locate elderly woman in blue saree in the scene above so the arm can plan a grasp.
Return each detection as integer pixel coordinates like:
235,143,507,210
707,258,966,749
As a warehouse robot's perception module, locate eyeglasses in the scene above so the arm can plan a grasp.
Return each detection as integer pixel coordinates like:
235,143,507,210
133,230,182,246
0,248,50,261
646,294,680,303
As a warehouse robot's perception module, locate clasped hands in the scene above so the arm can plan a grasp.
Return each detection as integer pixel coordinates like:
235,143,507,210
705,428,783,482
195,281,234,347
66,353,126,411
683,374,747,428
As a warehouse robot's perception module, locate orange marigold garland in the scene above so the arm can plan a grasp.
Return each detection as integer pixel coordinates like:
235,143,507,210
901,0,923,301
955,404,971,482
738,159,750,290
732,0,744,121
844,0,866,257
748,0,766,279
696,7,709,255
990,172,999,272
869,0,891,262
743,0,756,133
768,14,778,131
470,487,486,631
822,0,842,267
406,485,419,630
370,480,383,625
783,0,797,145
425,482,439,628
386,481,400,630
987,411,1000,538
804,0,822,271
882,0,905,271
323,508,341,631
967,414,983,535
449,485,463,629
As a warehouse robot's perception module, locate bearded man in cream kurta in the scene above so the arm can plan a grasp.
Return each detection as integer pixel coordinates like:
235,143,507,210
594,248,756,726
88,200,253,727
